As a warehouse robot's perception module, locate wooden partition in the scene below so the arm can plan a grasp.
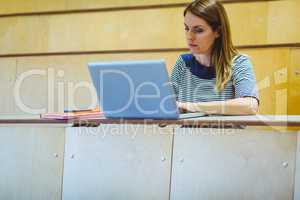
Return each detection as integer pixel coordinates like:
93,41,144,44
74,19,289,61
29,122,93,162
170,128,297,200
0,116,300,200
63,125,173,200
0,126,65,200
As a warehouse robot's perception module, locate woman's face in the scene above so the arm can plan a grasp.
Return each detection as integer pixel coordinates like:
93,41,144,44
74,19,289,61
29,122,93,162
184,11,219,55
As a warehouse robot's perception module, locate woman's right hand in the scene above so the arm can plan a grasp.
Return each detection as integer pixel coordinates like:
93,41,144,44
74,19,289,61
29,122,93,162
177,102,200,113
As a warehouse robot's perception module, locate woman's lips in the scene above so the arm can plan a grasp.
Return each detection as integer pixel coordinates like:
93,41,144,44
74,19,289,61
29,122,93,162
188,44,198,48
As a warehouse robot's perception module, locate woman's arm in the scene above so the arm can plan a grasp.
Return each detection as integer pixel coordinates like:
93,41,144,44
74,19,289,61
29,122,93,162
177,97,258,115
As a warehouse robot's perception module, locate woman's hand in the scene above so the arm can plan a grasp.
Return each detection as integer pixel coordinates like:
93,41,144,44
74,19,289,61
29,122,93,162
177,97,258,115
177,102,202,113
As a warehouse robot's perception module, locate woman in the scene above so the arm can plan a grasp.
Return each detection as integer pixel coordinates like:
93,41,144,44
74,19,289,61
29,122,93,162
171,0,259,115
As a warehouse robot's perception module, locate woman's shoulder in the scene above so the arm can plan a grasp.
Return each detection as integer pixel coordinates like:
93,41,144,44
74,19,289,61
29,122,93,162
232,53,251,64
232,54,253,74
231,53,256,82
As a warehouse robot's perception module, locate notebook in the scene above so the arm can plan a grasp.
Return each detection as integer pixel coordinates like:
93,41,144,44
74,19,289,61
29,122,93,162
41,108,102,120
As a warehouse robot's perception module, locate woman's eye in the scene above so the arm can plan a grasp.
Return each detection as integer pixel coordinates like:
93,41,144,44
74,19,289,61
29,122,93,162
184,27,189,31
194,29,204,33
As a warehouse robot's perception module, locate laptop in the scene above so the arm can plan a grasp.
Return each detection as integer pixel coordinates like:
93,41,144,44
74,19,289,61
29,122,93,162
88,59,206,119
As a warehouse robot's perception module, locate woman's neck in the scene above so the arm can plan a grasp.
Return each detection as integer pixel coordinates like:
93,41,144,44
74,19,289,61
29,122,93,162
193,53,211,67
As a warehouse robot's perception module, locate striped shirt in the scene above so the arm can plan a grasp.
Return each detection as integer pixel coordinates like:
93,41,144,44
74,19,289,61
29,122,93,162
170,53,259,102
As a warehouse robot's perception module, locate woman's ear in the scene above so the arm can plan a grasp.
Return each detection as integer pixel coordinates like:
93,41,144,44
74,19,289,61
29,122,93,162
214,26,221,38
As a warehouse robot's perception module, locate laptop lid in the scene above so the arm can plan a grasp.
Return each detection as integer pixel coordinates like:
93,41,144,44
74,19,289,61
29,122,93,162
88,59,180,119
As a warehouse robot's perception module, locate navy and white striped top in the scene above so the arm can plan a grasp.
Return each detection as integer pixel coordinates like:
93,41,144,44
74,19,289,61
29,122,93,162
170,53,259,102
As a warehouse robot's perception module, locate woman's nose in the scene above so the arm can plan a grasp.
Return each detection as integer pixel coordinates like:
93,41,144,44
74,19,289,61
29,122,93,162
186,30,195,40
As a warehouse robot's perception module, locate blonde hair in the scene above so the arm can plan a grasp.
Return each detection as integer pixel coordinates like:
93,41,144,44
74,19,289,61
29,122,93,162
184,0,237,92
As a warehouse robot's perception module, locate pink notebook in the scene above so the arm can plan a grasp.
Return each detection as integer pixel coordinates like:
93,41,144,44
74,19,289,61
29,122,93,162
40,108,103,120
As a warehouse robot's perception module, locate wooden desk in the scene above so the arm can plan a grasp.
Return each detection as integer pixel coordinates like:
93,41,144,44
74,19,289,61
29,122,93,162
1,115,300,126
0,115,300,200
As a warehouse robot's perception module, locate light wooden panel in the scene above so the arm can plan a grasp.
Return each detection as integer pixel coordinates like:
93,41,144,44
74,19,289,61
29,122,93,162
0,58,17,114
226,1,268,46
227,0,300,45
0,0,67,15
1,0,300,55
289,48,300,115
0,0,189,15
0,16,49,54
63,125,173,200
267,0,300,44
14,51,186,114
240,48,290,115
0,8,185,54
0,126,65,200
46,8,185,52
66,0,189,10
171,128,297,200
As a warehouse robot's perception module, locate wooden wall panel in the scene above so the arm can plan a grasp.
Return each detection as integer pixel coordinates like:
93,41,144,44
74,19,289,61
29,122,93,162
240,48,290,115
289,48,300,115
0,0,67,15
0,16,49,54
267,0,300,44
0,0,189,15
0,58,17,114
0,8,185,55
45,9,182,52
227,0,300,45
46,8,185,52
226,1,268,46
0,0,299,55
66,0,188,10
